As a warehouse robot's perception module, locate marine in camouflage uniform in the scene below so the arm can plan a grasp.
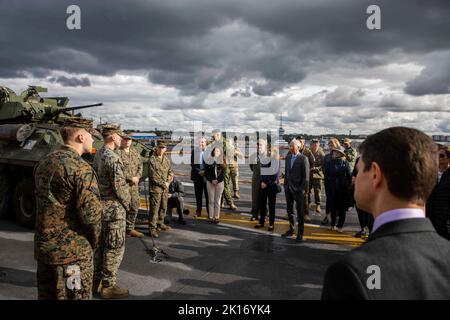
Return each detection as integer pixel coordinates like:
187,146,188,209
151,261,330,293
230,142,243,199
118,133,143,236
308,139,325,213
343,138,357,172
147,140,173,237
93,124,130,298
34,118,102,300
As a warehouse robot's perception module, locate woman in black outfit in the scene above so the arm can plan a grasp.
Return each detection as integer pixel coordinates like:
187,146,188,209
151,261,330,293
205,147,227,224
323,146,352,233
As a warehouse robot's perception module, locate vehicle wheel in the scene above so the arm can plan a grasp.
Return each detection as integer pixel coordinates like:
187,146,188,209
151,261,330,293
0,169,12,218
13,179,36,228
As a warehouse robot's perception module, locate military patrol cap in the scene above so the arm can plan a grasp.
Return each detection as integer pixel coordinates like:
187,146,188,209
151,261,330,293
311,138,319,143
156,140,167,148
101,123,125,137
296,135,305,140
122,131,133,140
63,117,96,134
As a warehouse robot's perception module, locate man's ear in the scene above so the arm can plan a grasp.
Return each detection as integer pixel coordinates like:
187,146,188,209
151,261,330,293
371,161,383,189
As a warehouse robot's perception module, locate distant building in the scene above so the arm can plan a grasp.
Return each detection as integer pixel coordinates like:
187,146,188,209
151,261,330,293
131,132,159,140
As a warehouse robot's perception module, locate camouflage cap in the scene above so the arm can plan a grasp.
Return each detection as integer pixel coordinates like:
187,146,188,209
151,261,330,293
343,138,352,144
63,117,96,134
156,140,167,148
311,138,319,143
101,123,125,137
122,131,133,140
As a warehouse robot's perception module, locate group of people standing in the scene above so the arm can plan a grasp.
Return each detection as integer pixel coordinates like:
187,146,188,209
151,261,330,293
33,120,186,300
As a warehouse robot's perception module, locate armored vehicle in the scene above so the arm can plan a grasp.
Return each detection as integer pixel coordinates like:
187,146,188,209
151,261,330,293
0,86,152,227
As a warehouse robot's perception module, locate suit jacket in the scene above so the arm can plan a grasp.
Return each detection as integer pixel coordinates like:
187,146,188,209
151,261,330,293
426,168,450,240
190,147,207,182
322,218,450,300
284,153,309,194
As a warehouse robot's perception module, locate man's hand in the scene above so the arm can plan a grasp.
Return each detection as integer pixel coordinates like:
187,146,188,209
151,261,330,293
131,177,140,186
165,182,170,190
261,182,267,189
212,180,218,185
167,193,172,198
199,170,205,176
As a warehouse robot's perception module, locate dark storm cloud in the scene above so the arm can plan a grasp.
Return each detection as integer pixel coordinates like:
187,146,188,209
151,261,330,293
0,0,449,97
324,87,364,107
404,51,450,96
49,76,91,87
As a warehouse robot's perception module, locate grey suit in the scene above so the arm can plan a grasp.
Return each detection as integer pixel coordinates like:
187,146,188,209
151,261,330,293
284,153,310,237
322,218,450,299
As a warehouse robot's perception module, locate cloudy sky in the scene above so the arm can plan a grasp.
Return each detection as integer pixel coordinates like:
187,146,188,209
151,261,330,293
1,0,449,135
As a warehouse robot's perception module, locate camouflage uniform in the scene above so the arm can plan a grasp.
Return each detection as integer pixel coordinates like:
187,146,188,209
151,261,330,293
221,138,235,206
148,153,173,230
301,147,315,216
34,145,102,300
230,146,243,194
93,145,130,289
344,146,357,172
118,147,143,232
308,147,325,206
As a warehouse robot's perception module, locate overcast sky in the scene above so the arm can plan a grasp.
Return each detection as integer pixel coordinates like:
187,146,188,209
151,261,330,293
1,0,449,135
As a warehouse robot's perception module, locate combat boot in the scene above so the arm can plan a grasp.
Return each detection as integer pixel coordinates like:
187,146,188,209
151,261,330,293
158,224,172,231
100,286,129,299
229,203,237,211
127,229,144,238
233,191,240,199
149,229,159,238
315,204,321,213
304,214,312,223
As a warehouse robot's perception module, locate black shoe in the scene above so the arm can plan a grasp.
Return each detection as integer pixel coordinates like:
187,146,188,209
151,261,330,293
282,229,294,237
296,236,304,243
208,219,213,224
321,217,329,225
214,219,220,224
268,225,274,231
254,223,264,229
250,216,257,221
178,219,187,225
354,230,363,238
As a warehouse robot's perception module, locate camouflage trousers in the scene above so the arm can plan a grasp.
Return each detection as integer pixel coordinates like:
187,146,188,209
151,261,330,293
94,200,126,289
230,166,239,192
37,254,93,300
222,166,234,205
308,178,323,205
149,191,168,230
126,185,140,232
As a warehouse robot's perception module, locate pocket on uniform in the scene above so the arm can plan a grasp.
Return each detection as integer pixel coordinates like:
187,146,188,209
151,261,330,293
103,221,125,249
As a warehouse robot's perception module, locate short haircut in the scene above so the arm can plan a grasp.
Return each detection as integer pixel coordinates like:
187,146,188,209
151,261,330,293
61,126,83,143
290,139,301,147
358,127,438,205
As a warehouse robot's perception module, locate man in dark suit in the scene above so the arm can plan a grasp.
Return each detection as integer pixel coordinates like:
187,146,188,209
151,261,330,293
282,139,309,242
322,127,450,300
426,148,450,241
190,137,209,218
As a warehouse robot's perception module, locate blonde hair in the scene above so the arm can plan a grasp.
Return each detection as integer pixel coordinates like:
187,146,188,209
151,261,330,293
328,138,341,149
